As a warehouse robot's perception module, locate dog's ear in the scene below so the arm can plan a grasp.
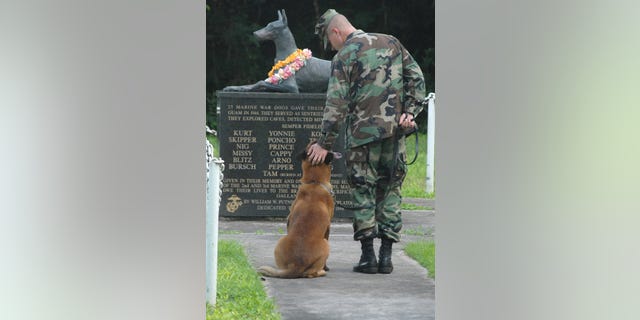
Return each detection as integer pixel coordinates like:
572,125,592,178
297,149,308,161
323,152,334,164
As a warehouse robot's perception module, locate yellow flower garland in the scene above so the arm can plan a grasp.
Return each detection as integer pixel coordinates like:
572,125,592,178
265,49,313,85
268,49,304,77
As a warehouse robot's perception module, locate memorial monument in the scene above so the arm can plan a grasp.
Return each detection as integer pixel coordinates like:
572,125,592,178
218,10,355,218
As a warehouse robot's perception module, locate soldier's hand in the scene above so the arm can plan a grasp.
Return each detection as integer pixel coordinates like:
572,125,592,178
399,113,415,129
307,143,329,165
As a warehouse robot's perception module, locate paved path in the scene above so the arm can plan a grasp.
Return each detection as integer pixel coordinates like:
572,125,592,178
219,198,435,320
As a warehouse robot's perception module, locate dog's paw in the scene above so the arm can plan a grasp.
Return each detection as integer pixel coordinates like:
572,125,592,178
306,269,327,278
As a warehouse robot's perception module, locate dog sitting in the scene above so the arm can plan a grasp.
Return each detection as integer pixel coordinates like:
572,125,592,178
258,144,335,278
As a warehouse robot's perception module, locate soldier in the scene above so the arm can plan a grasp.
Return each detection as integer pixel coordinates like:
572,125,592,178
307,9,426,274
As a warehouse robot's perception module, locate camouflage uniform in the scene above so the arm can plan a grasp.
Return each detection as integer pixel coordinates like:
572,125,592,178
315,26,426,242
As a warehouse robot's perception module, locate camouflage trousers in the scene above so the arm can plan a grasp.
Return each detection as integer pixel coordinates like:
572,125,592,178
346,136,407,242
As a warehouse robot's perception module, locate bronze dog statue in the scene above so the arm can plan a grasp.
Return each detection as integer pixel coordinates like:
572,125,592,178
223,9,331,93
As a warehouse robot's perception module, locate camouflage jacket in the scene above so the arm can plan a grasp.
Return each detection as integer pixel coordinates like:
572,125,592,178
317,30,426,150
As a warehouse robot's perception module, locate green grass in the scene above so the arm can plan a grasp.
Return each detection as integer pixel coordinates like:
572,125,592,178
402,133,433,199
402,226,435,237
400,202,431,211
404,240,436,279
207,240,280,320
208,133,434,199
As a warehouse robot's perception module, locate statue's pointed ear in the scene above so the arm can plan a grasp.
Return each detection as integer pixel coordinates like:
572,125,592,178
281,9,288,25
277,10,283,21
323,152,334,164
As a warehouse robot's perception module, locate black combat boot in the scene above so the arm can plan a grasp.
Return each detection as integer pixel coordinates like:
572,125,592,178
353,238,378,274
378,237,394,274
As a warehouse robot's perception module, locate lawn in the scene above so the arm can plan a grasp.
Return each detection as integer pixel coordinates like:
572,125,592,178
207,240,280,320
404,240,436,279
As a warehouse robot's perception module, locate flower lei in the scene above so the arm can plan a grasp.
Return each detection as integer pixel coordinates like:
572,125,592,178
265,48,312,85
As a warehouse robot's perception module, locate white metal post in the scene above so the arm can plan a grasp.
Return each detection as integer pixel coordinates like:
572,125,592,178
206,136,224,307
426,93,436,194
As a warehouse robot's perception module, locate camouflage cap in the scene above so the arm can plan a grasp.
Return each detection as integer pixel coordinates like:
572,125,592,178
314,9,339,50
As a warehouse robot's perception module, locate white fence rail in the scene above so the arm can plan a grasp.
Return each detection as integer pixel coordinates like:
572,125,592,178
425,92,435,194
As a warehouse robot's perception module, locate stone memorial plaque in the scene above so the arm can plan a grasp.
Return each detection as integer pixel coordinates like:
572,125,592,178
217,91,355,218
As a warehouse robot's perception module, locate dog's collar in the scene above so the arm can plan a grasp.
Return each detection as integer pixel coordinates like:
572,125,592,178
305,181,334,196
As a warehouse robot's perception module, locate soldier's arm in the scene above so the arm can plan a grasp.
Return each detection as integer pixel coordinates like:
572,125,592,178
317,58,351,150
401,44,427,117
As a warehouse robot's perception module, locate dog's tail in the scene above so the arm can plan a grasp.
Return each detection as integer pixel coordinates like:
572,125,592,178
258,264,327,278
258,265,298,278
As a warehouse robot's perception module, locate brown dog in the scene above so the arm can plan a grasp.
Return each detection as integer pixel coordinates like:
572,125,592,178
258,144,335,278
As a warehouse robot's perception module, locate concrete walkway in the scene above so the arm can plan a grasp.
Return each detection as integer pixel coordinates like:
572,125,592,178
219,198,435,320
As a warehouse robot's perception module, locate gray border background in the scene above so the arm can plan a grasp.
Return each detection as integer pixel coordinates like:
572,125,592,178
3,1,640,319
2,1,204,319
436,1,640,320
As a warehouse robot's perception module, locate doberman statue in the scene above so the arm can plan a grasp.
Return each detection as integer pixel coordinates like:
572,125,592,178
223,9,331,93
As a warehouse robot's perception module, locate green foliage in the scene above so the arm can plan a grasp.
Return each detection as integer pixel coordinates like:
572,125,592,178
206,93,218,132
207,134,219,157
404,240,436,278
208,240,280,320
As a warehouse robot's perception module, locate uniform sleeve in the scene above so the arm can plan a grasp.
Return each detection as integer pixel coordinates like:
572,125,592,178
317,58,351,150
401,44,427,116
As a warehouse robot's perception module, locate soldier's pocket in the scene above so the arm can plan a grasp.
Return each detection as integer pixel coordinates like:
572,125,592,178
346,146,368,187
393,153,408,184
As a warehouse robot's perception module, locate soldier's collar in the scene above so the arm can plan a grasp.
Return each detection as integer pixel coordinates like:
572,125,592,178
346,29,365,41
